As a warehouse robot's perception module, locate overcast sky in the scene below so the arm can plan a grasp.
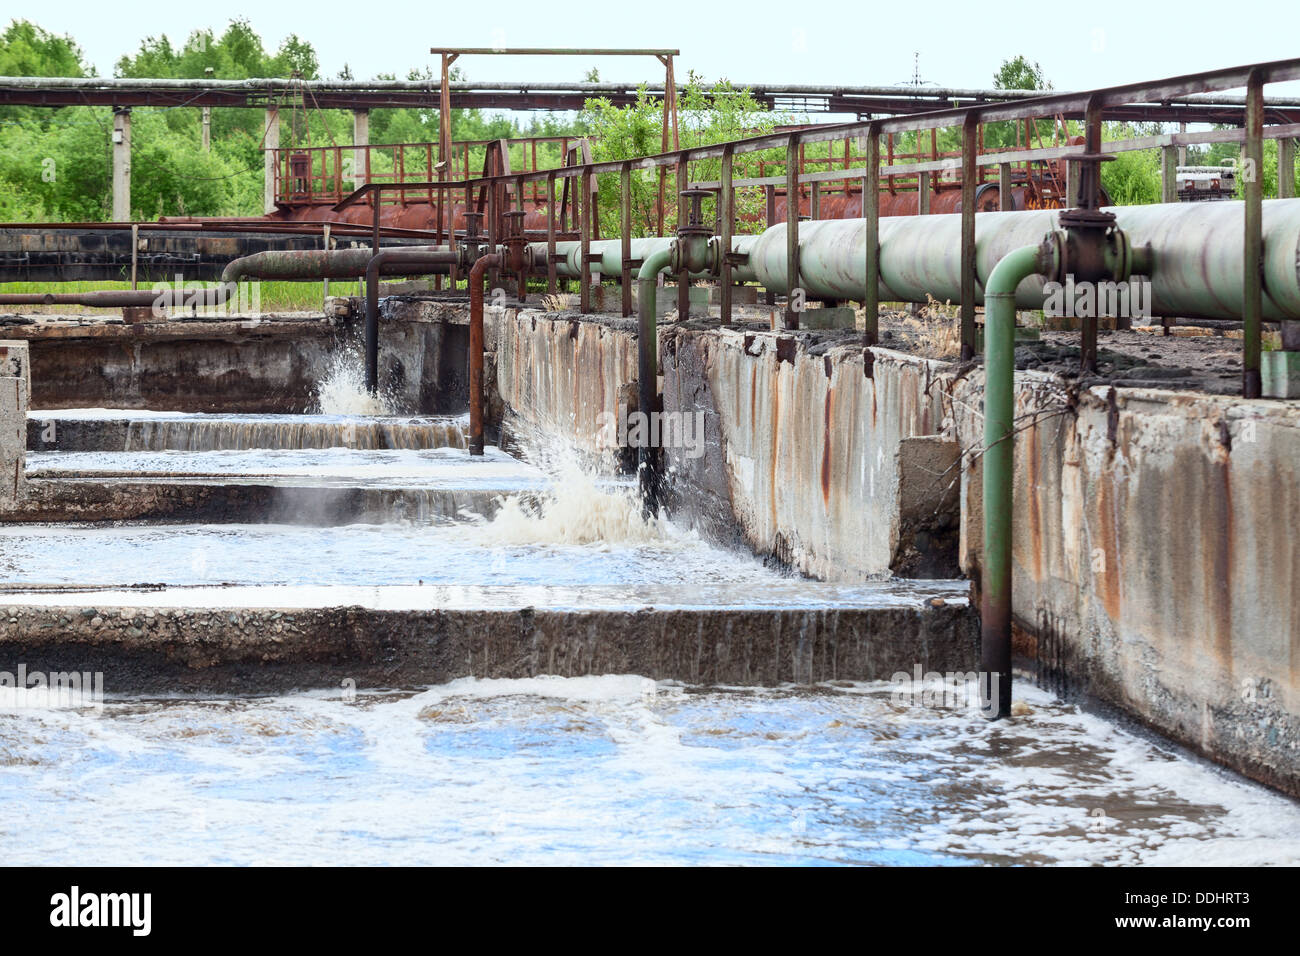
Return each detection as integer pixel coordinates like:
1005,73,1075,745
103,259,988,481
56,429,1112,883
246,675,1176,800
16,1,1300,98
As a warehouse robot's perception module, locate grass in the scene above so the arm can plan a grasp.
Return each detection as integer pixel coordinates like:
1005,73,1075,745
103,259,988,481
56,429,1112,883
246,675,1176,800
0,279,363,314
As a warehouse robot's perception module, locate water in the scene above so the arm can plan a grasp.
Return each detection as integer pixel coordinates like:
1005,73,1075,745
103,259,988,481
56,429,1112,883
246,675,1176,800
314,348,394,416
28,445,545,490
9,409,1300,865
1,677,1297,866
29,409,469,452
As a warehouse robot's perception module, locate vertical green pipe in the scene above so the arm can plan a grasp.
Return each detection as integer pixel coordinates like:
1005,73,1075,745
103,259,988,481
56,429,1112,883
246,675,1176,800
637,247,674,515
981,244,1044,719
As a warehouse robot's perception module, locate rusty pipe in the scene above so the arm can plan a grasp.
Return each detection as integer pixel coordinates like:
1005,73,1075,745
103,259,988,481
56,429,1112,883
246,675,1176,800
0,287,228,308
468,253,501,456
363,250,462,393
221,245,450,284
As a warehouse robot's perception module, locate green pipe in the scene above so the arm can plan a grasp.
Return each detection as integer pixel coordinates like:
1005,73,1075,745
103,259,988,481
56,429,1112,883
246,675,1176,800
636,246,674,515
981,243,1045,720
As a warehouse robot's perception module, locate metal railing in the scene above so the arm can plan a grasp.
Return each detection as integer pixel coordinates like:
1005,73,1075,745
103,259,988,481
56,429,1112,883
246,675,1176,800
272,136,578,207
334,56,1300,398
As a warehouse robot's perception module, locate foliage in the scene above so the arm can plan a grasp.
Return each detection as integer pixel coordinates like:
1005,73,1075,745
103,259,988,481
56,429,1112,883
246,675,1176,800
579,72,785,237
0,18,586,222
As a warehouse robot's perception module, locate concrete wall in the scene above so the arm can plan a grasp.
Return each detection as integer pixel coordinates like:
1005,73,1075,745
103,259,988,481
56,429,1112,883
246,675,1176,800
495,309,638,453
9,306,466,414
0,340,27,505
953,374,1300,794
660,326,958,579
490,308,1300,794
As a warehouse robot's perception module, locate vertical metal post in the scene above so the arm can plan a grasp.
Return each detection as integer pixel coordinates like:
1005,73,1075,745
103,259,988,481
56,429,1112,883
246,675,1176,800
998,162,1012,211
676,155,689,319
960,114,978,360
785,134,800,330
1280,137,1296,199
918,171,931,215
580,166,592,314
1243,68,1264,399
1080,98,1104,374
621,162,633,317
1160,145,1178,203
720,144,734,325
810,180,821,220
130,222,138,290
862,126,880,347
1066,160,1081,208
764,185,777,305
546,172,558,295
322,222,330,299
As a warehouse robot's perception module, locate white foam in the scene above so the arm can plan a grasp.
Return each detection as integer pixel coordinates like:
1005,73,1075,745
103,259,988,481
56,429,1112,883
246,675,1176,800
314,349,393,416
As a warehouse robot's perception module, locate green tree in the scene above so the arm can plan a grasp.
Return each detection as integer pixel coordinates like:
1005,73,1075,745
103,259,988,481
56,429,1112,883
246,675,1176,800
580,73,784,236
985,56,1053,151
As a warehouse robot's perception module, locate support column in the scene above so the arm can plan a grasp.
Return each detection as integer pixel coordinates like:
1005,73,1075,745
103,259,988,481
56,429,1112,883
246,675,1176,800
1066,160,1080,208
861,126,880,346
201,106,211,152
998,162,1012,211
1161,145,1178,203
1280,137,1296,199
353,109,370,187
959,114,978,361
784,135,800,329
111,107,131,221
1243,69,1264,399
263,106,280,215
918,172,931,215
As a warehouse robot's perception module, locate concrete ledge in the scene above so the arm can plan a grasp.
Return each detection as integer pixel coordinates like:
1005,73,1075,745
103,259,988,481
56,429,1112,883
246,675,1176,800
1,479,517,525
0,601,978,693
1,339,27,505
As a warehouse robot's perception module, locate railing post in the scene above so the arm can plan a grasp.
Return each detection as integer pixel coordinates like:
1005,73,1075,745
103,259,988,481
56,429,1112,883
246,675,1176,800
676,154,690,319
960,113,978,360
785,134,800,330
621,162,633,317
546,172,558,295
862,126,880,347
1243,68,1264,399
1161,145,1178,203
764,185,777,305
998,162,1012,211
1280,136,1296,199
720,144,734,326
580,166,593,313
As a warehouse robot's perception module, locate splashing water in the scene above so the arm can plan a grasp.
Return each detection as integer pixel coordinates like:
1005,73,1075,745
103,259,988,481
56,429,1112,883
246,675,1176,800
314,349,393,416
482,423,678,548
482,460,673,547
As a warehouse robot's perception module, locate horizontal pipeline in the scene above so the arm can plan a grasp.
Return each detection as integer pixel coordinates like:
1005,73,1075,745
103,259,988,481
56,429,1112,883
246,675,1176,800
536,199,1300,321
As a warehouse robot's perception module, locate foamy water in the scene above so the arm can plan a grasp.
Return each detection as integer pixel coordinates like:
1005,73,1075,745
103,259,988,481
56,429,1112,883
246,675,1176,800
314,349,394,416
482,460,672,547
1,677,1296,866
